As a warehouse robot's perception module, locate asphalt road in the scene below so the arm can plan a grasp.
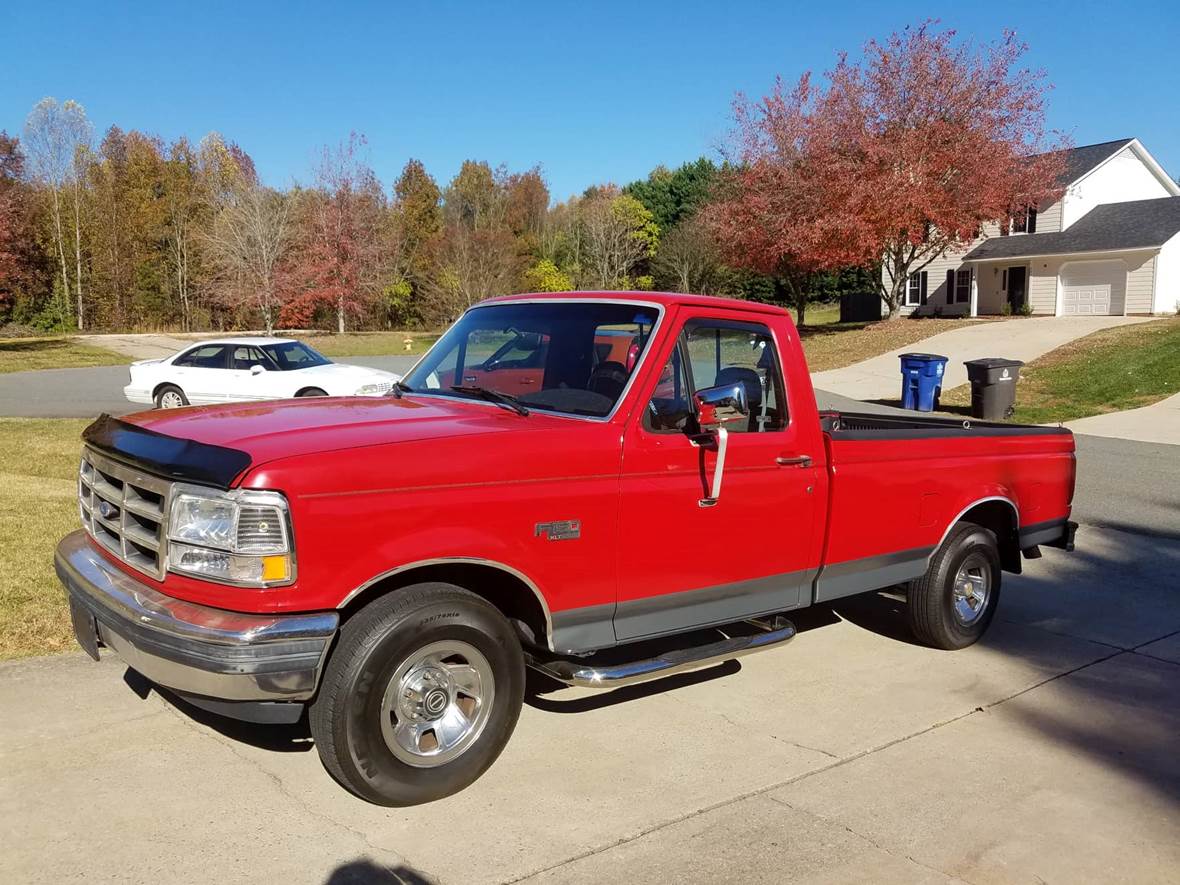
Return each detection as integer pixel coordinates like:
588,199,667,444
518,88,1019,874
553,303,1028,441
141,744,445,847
0,356,419,418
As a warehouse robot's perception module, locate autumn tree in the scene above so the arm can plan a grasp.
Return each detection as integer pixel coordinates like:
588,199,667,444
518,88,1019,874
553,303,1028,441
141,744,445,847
0,133,47,319
22,98,93,328
283,134,388,332
653,214,728,295
391,159,442,309
426,161,524,320
578,189,659,290
624,158,719,230
717,22,1067,319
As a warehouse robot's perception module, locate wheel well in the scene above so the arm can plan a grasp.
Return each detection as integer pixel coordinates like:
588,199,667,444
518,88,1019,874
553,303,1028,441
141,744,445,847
152,382,180,400
296,386,328,397
958,500,1021,574
339,563,551,650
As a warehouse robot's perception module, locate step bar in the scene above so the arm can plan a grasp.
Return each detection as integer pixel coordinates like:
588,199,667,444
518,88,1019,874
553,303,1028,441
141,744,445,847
526,616,796,688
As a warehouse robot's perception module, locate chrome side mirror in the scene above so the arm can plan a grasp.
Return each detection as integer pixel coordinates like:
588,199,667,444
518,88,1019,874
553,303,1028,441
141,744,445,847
694,383,749,432
692,383,749,507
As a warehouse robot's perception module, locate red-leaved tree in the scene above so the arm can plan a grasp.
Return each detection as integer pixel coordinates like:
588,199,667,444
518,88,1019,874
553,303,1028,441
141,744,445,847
711,22,1068,319
283,134,388,331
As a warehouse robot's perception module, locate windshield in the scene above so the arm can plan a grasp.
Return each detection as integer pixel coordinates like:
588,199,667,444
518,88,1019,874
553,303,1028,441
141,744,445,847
403,301,660,417
260,341,331,370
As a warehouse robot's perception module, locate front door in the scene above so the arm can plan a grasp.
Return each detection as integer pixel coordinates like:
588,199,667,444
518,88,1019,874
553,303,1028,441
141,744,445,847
615,313,821,642
1007,266,1027,311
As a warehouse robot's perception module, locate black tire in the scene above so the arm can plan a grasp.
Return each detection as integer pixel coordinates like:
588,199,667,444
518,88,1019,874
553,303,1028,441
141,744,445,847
907,521,1001,650
309,582,524,806
296,387,328,397
154,384,189,409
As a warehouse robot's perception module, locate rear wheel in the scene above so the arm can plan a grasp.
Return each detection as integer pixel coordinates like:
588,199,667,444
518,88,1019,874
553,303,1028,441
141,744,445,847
296,387,328,397
309,583,524,806
907,521,1001,650
154,384,188,409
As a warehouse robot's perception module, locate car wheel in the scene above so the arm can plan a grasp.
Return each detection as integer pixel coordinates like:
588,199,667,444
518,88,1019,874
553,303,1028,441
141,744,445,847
309,582,524,806
907,521,1001,650
296,387,328,397
155,384,189,409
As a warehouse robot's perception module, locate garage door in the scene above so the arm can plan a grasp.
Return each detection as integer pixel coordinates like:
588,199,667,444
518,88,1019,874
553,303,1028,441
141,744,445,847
1061,260,1124,315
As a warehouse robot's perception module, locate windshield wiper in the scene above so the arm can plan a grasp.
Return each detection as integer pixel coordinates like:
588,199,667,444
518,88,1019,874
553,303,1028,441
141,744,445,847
450,385,530,416
384,380,414,399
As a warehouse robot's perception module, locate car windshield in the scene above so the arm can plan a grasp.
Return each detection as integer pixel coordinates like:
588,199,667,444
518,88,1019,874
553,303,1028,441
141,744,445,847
403,301,660,417
260,341,331,370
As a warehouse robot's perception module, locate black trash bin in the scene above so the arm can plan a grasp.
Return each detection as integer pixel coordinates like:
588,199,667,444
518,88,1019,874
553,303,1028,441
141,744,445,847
964,358,1024,420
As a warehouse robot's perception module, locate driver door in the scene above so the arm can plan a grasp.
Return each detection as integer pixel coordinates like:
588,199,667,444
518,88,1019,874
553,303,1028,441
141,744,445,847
615,314,821,641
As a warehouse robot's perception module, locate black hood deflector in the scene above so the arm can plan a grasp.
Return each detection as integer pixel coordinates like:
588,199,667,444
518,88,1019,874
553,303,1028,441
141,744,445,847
82,414,252,489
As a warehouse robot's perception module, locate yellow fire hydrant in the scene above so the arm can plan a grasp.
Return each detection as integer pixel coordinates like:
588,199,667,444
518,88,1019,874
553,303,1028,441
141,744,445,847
403,337,413,352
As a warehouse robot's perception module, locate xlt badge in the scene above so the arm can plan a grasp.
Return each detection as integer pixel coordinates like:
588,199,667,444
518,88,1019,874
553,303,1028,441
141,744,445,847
535,520,581,541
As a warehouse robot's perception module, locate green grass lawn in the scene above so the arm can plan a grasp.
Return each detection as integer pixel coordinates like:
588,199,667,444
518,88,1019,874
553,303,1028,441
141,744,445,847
304,331,441,358
0,337,129,374
0,418,91,659
938,318,1180,423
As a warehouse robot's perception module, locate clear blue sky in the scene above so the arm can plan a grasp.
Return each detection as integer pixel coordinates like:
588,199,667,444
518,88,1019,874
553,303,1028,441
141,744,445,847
3,1,1178,200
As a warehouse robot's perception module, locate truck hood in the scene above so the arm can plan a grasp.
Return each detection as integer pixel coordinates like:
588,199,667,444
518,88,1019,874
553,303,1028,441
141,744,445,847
121,395,545,471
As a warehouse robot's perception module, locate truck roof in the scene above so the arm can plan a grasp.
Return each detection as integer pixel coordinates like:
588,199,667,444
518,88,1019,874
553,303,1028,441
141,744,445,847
483,291,791,316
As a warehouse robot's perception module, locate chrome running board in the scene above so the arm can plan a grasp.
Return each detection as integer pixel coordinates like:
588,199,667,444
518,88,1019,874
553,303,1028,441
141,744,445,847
526,616,796,688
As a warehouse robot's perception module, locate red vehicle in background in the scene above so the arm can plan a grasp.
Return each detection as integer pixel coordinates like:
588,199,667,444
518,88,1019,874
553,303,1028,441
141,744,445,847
56,292,1076,805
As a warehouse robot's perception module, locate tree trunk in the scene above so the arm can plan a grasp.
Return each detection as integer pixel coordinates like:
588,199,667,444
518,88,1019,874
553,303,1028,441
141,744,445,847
50,188,72,327
71,176,85,330
337,295,345,333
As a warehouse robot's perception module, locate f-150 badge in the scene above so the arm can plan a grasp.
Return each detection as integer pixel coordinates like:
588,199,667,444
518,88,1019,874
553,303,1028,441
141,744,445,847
535,520,581,541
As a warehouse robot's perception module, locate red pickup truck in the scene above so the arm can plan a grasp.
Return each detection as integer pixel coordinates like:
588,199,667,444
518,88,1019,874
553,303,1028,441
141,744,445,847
56,292,1076,805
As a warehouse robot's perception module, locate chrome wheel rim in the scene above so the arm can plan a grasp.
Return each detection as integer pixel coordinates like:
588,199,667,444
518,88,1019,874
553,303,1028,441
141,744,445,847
380,640,494,768
952,553,991,625
159,391,184,409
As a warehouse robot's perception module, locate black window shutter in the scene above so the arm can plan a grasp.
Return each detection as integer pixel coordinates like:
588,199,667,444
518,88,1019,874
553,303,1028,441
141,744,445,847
946,269,955,303
920,272,928,305
1027,207,1037,233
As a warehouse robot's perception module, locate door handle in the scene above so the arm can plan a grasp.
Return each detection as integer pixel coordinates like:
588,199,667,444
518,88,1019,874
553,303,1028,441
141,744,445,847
776,455,812,468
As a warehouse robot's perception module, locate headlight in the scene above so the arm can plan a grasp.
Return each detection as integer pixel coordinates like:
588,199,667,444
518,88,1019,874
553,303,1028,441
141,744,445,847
168,485,294,587
355,382,389,395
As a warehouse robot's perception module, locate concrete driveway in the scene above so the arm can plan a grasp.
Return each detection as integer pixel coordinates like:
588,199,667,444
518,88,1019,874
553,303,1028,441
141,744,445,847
812,315,1151,402
2,441,1178,884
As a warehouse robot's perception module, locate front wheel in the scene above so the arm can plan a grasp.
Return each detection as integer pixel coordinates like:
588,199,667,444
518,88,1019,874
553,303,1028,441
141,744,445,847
309,583,524,806
907,521,1001,650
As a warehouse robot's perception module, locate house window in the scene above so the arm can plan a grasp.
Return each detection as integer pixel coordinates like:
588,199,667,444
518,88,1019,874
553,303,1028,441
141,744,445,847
955,269,972,304
1012,206,1037,234
906,271,926,306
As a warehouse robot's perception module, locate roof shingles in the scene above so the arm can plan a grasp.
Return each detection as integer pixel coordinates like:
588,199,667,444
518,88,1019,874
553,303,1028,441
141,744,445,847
963,196,1180,261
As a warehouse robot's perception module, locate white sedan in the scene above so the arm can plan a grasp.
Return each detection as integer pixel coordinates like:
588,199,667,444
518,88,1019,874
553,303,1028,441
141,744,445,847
123,337,401,409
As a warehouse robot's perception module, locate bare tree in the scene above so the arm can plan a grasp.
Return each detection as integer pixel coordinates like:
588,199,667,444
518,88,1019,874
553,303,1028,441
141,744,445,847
202,183,292,334
653,214,726,294
22,98,92,328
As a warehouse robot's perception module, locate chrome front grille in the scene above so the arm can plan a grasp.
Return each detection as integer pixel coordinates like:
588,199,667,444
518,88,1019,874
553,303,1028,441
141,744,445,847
78,448,171,579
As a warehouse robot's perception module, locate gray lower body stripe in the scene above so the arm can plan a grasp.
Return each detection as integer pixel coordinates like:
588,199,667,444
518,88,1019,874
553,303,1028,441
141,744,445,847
812,546,934,604
551,603,616,655
613,570,813,644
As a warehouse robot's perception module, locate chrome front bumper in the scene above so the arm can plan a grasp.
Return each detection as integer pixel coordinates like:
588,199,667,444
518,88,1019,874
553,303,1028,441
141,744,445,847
55,530,338,702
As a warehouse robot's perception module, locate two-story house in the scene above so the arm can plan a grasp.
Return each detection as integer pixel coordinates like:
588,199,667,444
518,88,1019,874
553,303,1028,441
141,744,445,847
900,139,1180,317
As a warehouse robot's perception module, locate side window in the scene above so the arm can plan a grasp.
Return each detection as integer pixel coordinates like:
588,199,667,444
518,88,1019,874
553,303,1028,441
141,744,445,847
231,346,266,370
644,344,692,432
176,345,227,369
684,322,786,433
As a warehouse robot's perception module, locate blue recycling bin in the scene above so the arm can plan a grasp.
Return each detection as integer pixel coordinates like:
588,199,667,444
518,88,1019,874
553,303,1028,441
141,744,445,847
899,353,948,411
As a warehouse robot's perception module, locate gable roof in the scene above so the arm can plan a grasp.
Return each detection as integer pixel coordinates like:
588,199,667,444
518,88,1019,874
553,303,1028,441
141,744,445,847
963,196,1180,261
1046,138,1135,185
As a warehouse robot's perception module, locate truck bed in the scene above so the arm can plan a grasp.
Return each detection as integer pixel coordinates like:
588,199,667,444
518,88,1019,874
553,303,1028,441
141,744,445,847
812,410,1075,605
